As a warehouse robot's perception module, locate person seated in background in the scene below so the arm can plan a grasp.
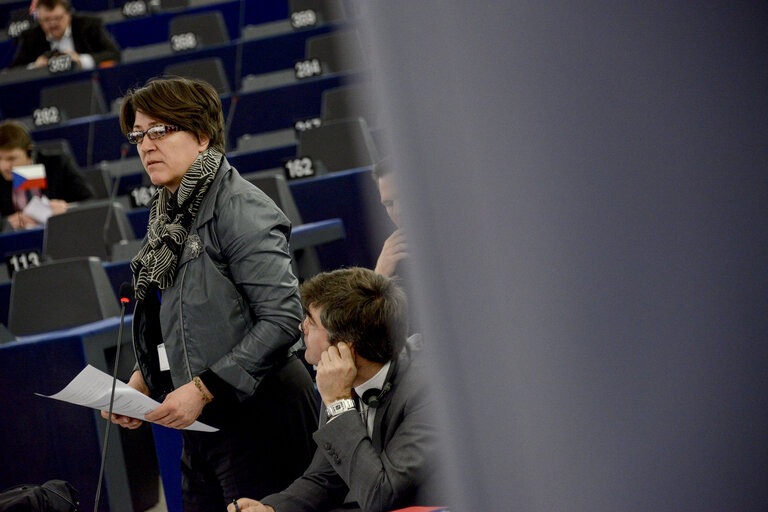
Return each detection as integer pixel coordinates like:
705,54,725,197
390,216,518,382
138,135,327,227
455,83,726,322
0,120,92,230
229,267,442,512
10,0,121,70
372,159,408,278
372,159,421,335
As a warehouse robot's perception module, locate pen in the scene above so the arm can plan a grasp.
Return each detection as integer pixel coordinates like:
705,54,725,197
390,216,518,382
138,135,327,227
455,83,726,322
232,499,241,512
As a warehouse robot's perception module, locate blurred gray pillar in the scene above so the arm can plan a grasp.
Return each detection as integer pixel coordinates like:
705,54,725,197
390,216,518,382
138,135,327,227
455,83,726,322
359,1,768,511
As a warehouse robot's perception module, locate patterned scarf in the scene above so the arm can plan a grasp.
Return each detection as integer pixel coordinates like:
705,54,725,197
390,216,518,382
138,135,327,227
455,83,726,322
131,147,223,300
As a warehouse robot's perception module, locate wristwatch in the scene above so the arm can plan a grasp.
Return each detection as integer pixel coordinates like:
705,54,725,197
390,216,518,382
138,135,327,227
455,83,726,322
326,398,356,419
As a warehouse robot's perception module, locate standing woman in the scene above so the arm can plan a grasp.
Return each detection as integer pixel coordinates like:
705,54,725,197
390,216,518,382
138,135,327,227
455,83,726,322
103,77,318,511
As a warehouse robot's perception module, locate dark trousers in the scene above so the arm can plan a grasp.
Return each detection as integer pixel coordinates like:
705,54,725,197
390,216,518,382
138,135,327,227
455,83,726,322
180,356,318,512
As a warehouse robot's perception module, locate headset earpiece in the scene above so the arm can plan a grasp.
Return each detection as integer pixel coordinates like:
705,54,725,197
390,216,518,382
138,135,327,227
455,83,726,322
362,382,392,409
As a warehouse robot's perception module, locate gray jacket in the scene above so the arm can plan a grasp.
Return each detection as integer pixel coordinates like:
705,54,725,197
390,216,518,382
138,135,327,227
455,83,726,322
261,341,443,512
132,159,303,401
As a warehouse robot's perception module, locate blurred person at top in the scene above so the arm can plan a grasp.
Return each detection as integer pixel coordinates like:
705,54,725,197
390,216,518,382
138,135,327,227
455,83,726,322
11,0,120,70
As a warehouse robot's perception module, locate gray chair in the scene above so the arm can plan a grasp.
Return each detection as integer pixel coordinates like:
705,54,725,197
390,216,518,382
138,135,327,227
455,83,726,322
169,11,230,48
8,257,120,336
321,84,377,126
306,29,366,74
121,42,173,64
43,201,134,261
0,323,16,344
35,138,78,162
39,79,108,119
289,0,347,24
81,167,113,199
161,0,190,8
237,130,297,153
297,117,378,173
239,70,297,93
164,57,231,94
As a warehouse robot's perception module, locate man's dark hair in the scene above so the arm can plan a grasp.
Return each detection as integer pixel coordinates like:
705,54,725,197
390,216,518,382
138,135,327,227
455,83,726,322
120,76,226,153
0,121,32,152
37,0,72,10
300,267,408,364
371,158,392,182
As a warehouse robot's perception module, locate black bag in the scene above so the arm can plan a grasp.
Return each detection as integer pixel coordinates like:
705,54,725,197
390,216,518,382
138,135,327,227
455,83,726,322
0,480,80,512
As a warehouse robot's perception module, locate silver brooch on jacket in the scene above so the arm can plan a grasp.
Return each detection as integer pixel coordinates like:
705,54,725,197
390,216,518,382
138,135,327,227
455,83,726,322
186,234,203,258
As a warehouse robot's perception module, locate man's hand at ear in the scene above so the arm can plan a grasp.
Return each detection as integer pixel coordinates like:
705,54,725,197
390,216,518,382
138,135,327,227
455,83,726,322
317,342,357,407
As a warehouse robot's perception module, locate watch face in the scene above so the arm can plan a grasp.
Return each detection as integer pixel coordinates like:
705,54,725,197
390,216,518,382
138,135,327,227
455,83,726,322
328,398,356,417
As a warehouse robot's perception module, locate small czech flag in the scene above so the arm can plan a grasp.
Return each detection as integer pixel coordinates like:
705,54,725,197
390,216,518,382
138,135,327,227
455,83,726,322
12,164,47,191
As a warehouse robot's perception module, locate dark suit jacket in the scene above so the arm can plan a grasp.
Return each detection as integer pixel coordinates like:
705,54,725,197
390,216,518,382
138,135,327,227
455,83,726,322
0,152,93,218
11,14,121,68
261,342,443,512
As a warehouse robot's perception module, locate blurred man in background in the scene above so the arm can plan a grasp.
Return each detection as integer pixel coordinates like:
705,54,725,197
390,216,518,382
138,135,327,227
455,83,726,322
11,0,120,70
372,159,408,277
0,121,92,230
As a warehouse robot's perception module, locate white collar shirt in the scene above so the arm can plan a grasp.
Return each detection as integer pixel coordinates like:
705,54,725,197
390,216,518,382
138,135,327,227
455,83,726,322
46,24,95,69
354,360,391,437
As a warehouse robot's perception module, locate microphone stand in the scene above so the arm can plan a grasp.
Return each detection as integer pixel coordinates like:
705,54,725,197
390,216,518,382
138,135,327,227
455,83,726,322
93,289,131,512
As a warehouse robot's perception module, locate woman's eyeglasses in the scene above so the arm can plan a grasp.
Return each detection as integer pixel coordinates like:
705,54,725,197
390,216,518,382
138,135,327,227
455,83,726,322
127,125,182,144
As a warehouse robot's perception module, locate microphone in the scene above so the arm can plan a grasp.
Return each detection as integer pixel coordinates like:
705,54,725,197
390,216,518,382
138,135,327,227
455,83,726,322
362,382,392,408
101,143,129,259
93,282,133,512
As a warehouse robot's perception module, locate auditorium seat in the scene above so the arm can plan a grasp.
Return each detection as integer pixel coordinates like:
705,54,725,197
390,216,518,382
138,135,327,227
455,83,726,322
43,200,134,262
162,0,191,9
121,42,174,64
290,0,347,25
164,57,231,94
39,78,108,120
321,83,377,125
169,10,230,48
0,322,14,343
241,21,294,41
237,129,297,153
240,69,298,93
36,138,79,163
306,29,366,74
81,167,113,199
8,257,120,336
297,116,378,173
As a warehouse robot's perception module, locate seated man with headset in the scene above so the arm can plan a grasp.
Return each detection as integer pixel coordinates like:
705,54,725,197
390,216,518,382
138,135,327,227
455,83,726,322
229,267,443,512
0,121,92,230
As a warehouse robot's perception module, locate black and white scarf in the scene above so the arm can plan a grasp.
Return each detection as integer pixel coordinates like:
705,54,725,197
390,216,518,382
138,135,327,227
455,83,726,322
130,147,223,300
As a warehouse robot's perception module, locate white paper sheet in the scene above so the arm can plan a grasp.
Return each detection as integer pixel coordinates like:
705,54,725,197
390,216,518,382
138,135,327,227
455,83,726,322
23,195,52,224
36,365,218,432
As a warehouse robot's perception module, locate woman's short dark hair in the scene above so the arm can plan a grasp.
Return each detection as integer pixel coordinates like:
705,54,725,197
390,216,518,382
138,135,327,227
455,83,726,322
119,77,226,153
300,267,408,364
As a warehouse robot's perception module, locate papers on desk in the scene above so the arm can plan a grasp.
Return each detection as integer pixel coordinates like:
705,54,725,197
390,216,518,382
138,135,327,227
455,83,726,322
36,364,218,432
